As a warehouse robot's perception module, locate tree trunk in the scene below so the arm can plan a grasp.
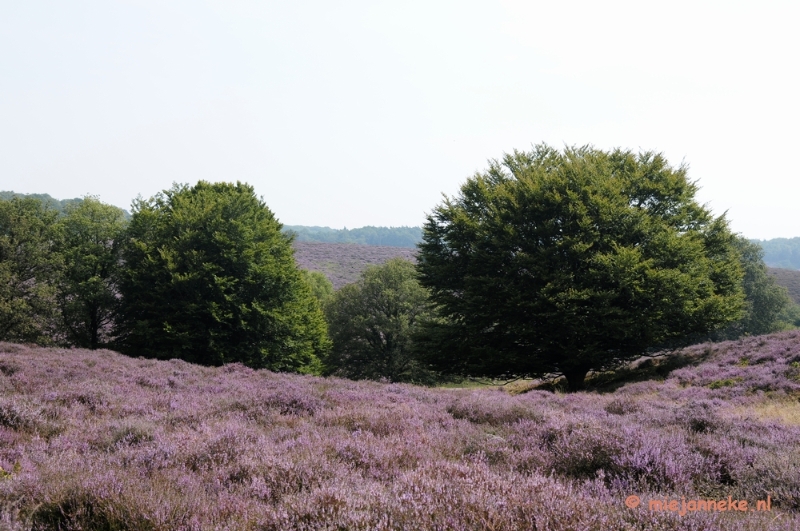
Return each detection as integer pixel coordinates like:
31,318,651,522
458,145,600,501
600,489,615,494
562,366,590,392
90,308,99,350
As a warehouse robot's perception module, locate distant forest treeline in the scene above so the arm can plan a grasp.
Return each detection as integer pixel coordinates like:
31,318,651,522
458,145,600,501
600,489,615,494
283,225,422,248
753,238,800,270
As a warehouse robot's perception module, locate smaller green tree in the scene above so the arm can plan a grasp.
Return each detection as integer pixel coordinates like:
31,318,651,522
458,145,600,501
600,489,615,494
712,236,791,340
55,197,127,349
324,258,435,383
777,303,800,330
0,197,61,344
301,270,334,305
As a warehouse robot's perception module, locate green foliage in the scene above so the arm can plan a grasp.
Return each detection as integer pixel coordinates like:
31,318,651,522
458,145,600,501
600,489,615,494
777,303,800,330
0,197,61,343
755,237,800,270
416,144,745,391
54,197,127,349
301,270,334,305
708,377,743,389
115,181,329,372
324,258,436,383
285,225,422,248
711,237,791,340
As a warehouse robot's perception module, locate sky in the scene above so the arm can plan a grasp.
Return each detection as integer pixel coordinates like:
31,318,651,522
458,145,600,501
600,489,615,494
1,0,798,239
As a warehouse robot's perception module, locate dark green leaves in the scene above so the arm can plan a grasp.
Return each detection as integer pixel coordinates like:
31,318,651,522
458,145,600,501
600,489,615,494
0,197,61,343
324,258,435,383
116,181,329,372
417,144,746,391
55,197,127,349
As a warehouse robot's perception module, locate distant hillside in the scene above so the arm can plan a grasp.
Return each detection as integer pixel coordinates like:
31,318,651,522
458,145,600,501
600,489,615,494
0,191,131,219
768,267,800,305
284,225,421,248
756,237,800,270
293,241,416,289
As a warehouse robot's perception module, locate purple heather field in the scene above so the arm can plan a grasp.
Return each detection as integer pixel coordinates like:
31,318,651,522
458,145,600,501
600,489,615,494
292,242,416,289
2,333,800,530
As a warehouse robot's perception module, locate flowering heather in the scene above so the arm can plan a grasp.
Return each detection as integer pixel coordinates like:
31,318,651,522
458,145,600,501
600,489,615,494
1,332,800,530
292,242,416,289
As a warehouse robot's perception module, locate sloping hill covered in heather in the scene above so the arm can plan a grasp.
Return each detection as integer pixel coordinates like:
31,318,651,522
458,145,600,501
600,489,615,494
293,241,416,289
2,333,800,530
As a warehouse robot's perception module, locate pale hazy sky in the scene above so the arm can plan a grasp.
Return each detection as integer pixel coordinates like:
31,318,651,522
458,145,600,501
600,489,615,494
1,1,798,238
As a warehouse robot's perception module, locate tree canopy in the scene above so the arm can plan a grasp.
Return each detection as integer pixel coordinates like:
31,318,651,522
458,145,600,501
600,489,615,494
416,144,745,391
115,181,329,372
711,236,791,340
301,270,335,305
55,197,127,349
756,237,800,270
324,258,435,383
0,197,61,343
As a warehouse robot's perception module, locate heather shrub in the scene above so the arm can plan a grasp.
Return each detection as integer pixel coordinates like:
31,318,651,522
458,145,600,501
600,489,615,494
107,421,155,448
0,400,35,430
611,427,706,491
446,391,543,426
2,336,800,530
263,388,324,417
540,417,625,480
0,359,20,376
183,424,259,472
735,449,800,510
30,490,143,531
319,404,420,437
676,400,723,433
604,396,639,415
0,343,28,355
689,435,755,497
71,391,109,413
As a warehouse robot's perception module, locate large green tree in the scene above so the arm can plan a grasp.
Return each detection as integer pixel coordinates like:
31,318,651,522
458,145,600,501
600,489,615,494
416,145,745,391
324,258,435,383
0,197,61,344
115,181,329,372
55,197,127,349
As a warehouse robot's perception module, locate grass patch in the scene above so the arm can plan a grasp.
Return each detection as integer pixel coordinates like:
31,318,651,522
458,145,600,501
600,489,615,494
732,400,800,426
708,377,744,389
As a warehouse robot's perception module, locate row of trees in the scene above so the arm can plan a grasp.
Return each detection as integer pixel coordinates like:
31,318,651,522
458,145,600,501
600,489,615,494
324,145,797,390
285,225,422,248
0,182,328,372
2,146,796,389
755,237,800,270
